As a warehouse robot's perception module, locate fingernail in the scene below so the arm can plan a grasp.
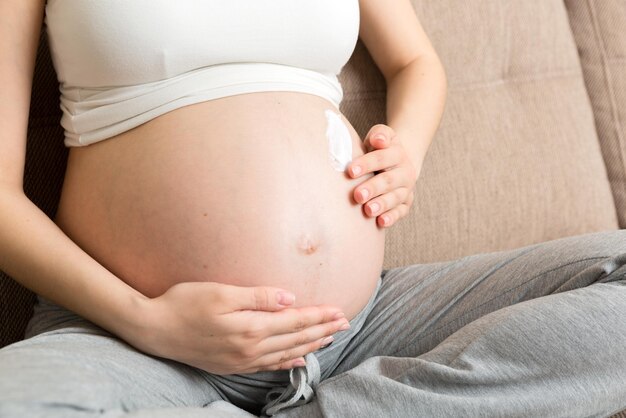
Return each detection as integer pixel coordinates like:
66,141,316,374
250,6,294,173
360,189,370,201
294,358,306,367
351,165,362,176
320,336,334,348
277,291,295,306
339,320,351,331
332,311,345,320
374,133,386,142
369,202,380,214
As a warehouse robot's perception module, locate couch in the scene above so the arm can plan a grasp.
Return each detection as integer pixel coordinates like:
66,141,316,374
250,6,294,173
1,0,625,416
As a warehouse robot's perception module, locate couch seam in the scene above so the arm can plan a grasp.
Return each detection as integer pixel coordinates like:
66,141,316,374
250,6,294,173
343,70,583,96
450,69,581,92
586,0,626,181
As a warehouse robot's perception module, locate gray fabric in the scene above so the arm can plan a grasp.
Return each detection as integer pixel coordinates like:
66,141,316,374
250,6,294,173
261,351,320,416
259,283,382,417
1,230,626,418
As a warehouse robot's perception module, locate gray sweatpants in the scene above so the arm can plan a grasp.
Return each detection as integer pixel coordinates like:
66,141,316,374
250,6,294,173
1,229,626,417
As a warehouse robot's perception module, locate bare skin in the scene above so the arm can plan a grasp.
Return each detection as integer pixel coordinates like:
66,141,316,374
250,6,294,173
1,0,445,374
54,91,386,322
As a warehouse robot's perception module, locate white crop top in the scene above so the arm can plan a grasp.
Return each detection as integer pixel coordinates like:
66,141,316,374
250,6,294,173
43,0,361,147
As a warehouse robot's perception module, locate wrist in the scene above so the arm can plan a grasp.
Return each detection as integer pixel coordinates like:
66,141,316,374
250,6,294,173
387,127,426,168
122,294,156,344
94,287,153,346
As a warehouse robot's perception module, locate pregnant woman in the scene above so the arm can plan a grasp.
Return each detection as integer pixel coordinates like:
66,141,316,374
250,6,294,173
2,0,626,417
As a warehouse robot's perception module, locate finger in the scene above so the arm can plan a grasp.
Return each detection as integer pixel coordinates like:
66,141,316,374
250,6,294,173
256,316,349,356
407,189,415,208
239,354,308,374
251,305,345,338
362,133,391,154
223,305,345,342
239,357,307,374
348,146,403,179
378,202,411,228
364,124,396,150
249,318,351,371
379,190,415,227
214,283,301,313
229,314,350,373
363,187,410,218
353,166,410,205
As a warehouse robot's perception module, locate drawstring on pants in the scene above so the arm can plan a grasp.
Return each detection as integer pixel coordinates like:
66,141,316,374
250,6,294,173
261,352,321,416
260,277,382,416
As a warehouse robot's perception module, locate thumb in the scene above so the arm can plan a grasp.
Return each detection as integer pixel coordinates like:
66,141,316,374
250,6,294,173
227,285,296,312
365,124,394,150
371,133,388,146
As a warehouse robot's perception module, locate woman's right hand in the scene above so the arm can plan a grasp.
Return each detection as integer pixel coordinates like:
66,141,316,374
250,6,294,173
125,281,350,375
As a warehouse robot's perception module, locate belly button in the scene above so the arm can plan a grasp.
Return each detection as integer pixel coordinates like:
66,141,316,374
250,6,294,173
296,234,320,255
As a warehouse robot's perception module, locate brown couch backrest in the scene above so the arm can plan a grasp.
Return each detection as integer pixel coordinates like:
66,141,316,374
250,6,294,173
339,0,619,269
564,0,626,229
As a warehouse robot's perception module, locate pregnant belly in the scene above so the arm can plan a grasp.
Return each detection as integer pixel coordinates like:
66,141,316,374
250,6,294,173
54,92,386,321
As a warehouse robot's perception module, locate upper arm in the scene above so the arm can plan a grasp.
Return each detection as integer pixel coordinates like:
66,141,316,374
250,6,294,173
358,0,442,81
0,0,46,190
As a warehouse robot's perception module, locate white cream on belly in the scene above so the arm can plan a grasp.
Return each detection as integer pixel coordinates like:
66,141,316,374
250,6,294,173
324,109,353,172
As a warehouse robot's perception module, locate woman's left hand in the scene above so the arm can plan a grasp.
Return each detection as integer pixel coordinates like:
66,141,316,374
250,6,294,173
347,124,420,228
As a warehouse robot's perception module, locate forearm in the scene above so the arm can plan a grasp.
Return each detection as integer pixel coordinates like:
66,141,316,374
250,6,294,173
0,186,147,341
385,55,447,171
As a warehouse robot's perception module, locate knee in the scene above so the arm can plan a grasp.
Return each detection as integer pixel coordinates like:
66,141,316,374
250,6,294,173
582,229,626,256
0,335,123,417
0,361,114,418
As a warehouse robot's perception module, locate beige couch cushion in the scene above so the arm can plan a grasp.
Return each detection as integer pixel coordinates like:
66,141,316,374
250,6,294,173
339,0,619,267
564,0,626,229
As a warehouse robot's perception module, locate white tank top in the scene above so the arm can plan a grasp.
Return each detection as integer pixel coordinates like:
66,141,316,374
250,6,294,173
44,0,361,147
